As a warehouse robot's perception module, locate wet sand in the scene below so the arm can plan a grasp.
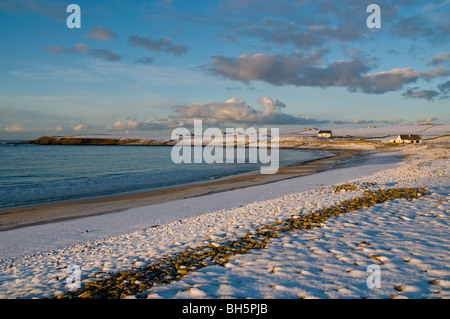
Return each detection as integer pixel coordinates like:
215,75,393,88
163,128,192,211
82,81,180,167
0,150,362,231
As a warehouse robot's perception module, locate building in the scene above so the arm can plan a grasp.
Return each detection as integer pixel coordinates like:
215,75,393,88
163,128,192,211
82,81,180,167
220,131,240,136
390,134,421,144
318,130,332,138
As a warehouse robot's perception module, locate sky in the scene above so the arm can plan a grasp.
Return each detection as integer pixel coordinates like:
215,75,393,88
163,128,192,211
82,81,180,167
0,0,449,139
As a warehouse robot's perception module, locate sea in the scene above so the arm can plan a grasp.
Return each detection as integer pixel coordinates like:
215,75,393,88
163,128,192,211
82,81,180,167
0,142,332,209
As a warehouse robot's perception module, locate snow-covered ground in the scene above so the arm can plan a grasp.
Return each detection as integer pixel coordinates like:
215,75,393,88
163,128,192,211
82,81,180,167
293,123,450,138
0,136,448,299
277,124,450,150
71,124,450,142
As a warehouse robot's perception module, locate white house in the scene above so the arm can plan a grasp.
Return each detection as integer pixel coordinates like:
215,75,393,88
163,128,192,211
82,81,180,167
390,134,421,144
318,130,332,138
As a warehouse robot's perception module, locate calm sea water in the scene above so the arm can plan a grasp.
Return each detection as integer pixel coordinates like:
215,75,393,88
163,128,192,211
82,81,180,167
0,142,331,209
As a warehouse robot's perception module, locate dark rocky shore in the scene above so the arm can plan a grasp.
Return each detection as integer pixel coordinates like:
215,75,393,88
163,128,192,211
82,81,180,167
18,136,176,146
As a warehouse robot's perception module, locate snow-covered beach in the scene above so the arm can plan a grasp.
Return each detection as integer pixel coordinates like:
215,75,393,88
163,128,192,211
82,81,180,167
0,125,448,299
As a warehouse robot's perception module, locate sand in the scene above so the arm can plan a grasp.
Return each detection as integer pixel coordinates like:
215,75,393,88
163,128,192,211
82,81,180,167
0,149,361,232
0,132,447,299
0,139,447,299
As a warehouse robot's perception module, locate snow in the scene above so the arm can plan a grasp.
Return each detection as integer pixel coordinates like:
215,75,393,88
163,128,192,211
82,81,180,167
144,142,449,299
69,134,169,141
0,151,400,260
67,124,450,142
0,132,448,299
294,124,450,138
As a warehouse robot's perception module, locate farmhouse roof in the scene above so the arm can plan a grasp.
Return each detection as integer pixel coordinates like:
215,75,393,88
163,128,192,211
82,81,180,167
398,134,421,140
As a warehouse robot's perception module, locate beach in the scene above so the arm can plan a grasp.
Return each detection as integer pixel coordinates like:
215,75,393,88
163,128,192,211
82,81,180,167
0,131,448,299
2,0,450,304
0,149,359,232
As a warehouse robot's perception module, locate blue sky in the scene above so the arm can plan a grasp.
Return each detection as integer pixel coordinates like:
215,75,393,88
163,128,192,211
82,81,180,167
0,0,449,139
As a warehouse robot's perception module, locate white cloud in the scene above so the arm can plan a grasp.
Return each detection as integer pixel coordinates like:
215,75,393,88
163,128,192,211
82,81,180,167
85,26,118,42
72,124,88,131
1,125,68,134
257,97,286,115
416,117,438,123
108,121,140,131
170,97,327,126
207,53,450,94
3,125,24,132
104,97,328,132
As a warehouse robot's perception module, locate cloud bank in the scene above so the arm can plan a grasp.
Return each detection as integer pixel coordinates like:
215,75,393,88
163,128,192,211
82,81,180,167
107,97,328,132
203,1,450,101
206,52,449,94
168,97,327,126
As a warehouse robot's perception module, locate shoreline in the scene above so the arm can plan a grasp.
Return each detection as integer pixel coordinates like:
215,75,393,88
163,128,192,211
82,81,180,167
0,135,447,299
0,149,363,232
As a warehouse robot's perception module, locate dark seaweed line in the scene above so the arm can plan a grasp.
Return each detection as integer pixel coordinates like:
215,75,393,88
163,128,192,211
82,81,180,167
57,186,429,299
